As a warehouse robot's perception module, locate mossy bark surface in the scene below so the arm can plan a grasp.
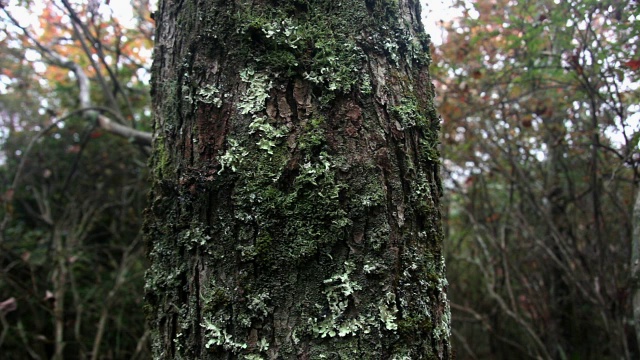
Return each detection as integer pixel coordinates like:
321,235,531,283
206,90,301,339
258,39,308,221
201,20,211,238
145,0,451,358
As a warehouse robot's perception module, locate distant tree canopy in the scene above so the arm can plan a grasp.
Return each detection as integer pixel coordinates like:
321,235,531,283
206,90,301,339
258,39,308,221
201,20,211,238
433,0,640,358
0,1,153,358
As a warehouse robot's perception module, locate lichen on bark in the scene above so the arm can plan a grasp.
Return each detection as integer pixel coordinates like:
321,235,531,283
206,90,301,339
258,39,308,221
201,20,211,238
145,0,450,358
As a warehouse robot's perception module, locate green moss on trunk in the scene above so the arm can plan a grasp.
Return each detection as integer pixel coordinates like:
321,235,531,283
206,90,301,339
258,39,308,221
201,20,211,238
145,0,450,358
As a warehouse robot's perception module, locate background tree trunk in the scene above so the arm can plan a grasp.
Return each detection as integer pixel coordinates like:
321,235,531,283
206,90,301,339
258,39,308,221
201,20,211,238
145,0,450,358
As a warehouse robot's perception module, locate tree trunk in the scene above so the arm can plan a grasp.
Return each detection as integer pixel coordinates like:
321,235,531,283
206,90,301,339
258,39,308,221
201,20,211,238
145,0,450,358
632,191,640,350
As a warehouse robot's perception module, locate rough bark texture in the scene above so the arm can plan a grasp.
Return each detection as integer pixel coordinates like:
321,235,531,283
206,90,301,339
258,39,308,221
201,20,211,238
145,0,450,358
632,192,640,349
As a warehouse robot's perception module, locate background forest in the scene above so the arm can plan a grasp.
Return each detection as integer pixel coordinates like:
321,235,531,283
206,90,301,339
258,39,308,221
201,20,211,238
0,0,638,359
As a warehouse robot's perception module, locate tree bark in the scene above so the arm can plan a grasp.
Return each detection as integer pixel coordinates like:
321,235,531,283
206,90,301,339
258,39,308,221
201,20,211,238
632,191,640,349
145,0,450,358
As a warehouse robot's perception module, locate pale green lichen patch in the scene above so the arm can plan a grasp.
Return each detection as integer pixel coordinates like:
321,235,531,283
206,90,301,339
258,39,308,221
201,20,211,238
248,116,288,155
180,225,211,249
310,261,371,338
237,158,350,263
248,116,287,138
409,175,441,224
246,292,271,322
356,176,386,209
199,278,231,311
302,40,367,92
238,68,272,115
234,6,374,95
196,277,275,357
258,17,301,49
234,68,290,159
309,261,403,339
256,337,269,352
433,292,451,341
201,317,248,353
196,84,222,107
433,259,452,341
226,113,351,264
407,32,433,65
391,97,428,130
218,138,249,173
379,292,399,331
144,252,186,293
384,38,400,64
362,260,385,275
